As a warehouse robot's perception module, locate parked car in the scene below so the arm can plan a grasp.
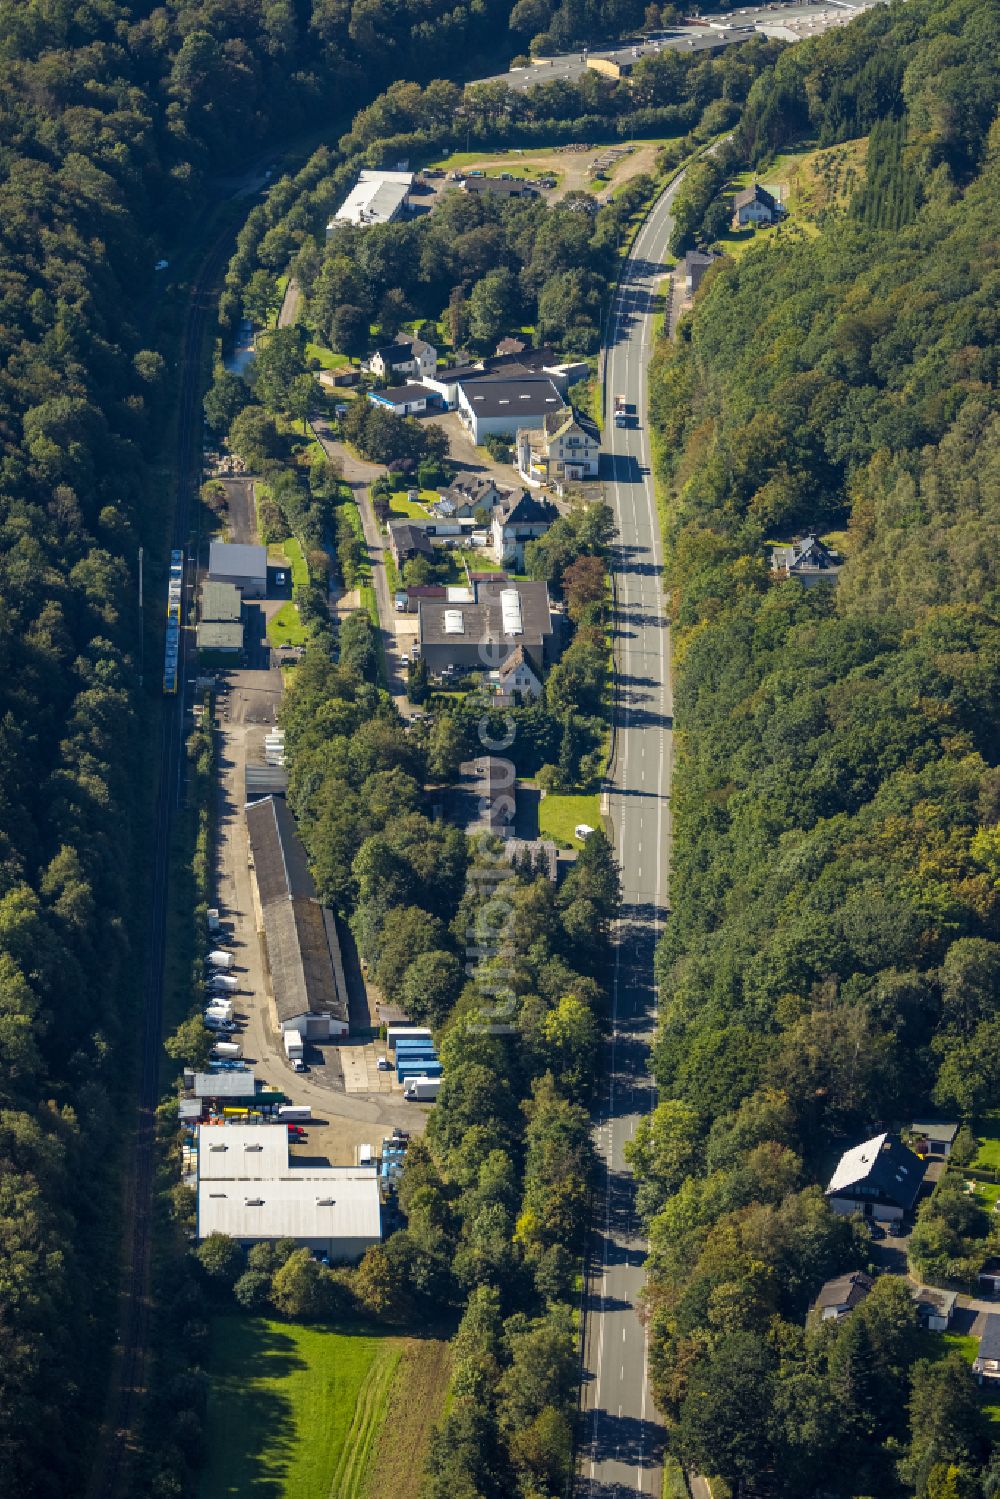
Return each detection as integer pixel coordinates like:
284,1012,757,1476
377,1057,392,1071
292,1059,307,1073
575,823,596,839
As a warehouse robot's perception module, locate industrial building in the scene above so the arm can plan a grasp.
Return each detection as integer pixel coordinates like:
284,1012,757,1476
246,796,350,1040
207,541,268,598
456,375,564,443
329,170,413,232
417,577,553,676
195,621,244,655
196,1125,381,1262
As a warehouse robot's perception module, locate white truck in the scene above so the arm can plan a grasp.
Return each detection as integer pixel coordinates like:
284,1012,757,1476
208,973,238,993
205,1001,233,1022
213,1041,242,1059
206,949,233,970
277,1104,311,1121
283,1029,304,1061
614,393,628,428
404,1076,441,1102
204,1014,236,1033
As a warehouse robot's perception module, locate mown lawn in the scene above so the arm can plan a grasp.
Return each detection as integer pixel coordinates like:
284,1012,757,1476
539,791,602,848
306,341,350,370
268,602,308,648
199,1315,401,1499
973,1121,1000,1171
281,536,309,592
389,489,437,519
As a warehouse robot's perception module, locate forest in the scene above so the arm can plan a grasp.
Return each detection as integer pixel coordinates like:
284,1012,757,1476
642,0,1000,1493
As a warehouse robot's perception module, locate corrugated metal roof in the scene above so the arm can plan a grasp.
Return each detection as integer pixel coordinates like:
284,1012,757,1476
193,1070,257,1099
246,796,316,906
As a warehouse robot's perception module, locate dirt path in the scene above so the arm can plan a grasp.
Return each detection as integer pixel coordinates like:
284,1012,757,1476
360,1338,452,1499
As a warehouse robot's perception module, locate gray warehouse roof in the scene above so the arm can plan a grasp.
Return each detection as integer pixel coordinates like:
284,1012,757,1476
458,376,563,421
246,795,316,906
200,581,242,622
246,795,348,1030
246,765,289,800
419,579,552,649
193,1070,257,1099
197,622,243,652
208,541,267,581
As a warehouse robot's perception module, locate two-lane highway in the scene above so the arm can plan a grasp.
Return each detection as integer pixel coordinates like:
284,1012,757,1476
578,168,686,1497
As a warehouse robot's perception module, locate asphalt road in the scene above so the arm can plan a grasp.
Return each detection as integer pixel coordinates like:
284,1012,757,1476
578,169,684,1499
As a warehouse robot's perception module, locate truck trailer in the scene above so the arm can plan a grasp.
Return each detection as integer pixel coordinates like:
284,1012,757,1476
397,1060,443,1082
614,393,627,428
206,949,234,971
212,1041,242,1059
277,1104,311,1121
283,1029,304,1061
386,1026,432,1052
404,1077,441,1102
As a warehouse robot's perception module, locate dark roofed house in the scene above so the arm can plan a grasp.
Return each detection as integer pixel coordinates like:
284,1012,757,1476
388,519,436,568
771,534,841,586
457,756,516,839
812,1271,874,1322
975,1316,1000,1382
491,488,560,568
246,796,348,1039
826,1132,926,1222
733,182,780,227
366,334,437,381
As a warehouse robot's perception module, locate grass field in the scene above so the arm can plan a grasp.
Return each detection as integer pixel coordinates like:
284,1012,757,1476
973,1120,1000,1171
198,1316,401,1499
282,536,309,591
268,601,309,648
711,137,868,262
539,791,602,848
306,341,350,370
389,489,437,519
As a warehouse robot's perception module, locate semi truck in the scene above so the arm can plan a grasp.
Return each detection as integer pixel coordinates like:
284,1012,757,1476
614,393,628,428
277,1104,311,1121
206,949,234,970
404,1077,441,1102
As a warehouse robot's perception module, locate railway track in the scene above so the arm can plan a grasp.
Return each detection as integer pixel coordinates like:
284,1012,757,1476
87,222,235,1499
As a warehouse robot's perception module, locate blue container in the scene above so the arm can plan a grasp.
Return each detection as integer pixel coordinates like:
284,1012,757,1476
397,1060,443,1080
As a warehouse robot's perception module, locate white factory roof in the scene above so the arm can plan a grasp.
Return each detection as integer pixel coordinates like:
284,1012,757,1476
334,170,412,227
198,1174,382,1244
198,1123,290,1178
197,1126,380,1244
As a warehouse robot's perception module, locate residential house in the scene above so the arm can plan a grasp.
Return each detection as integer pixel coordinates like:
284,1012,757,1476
979,1258,1000,1297
417,578,553,676
812,1271,874,1322
491,489,560,569
484,345,557,376
825,1132,926,1222
733,182,780,227
495,336,530,356
440,471,509,516
911,1286,957,1332
770,534,841,585
368,383,430,418
329,169,413,233
366,335,437,382
910,1121,960,1159
682,248,722,296
388,519,436,568
456,376,564,443
974,1316,1000,1383
516,406,600,492
489,643,543,704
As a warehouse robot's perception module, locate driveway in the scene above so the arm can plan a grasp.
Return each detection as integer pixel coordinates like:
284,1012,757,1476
211,679,428,1162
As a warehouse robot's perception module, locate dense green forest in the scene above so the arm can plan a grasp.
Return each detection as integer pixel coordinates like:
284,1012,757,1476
642,0,1000,1494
